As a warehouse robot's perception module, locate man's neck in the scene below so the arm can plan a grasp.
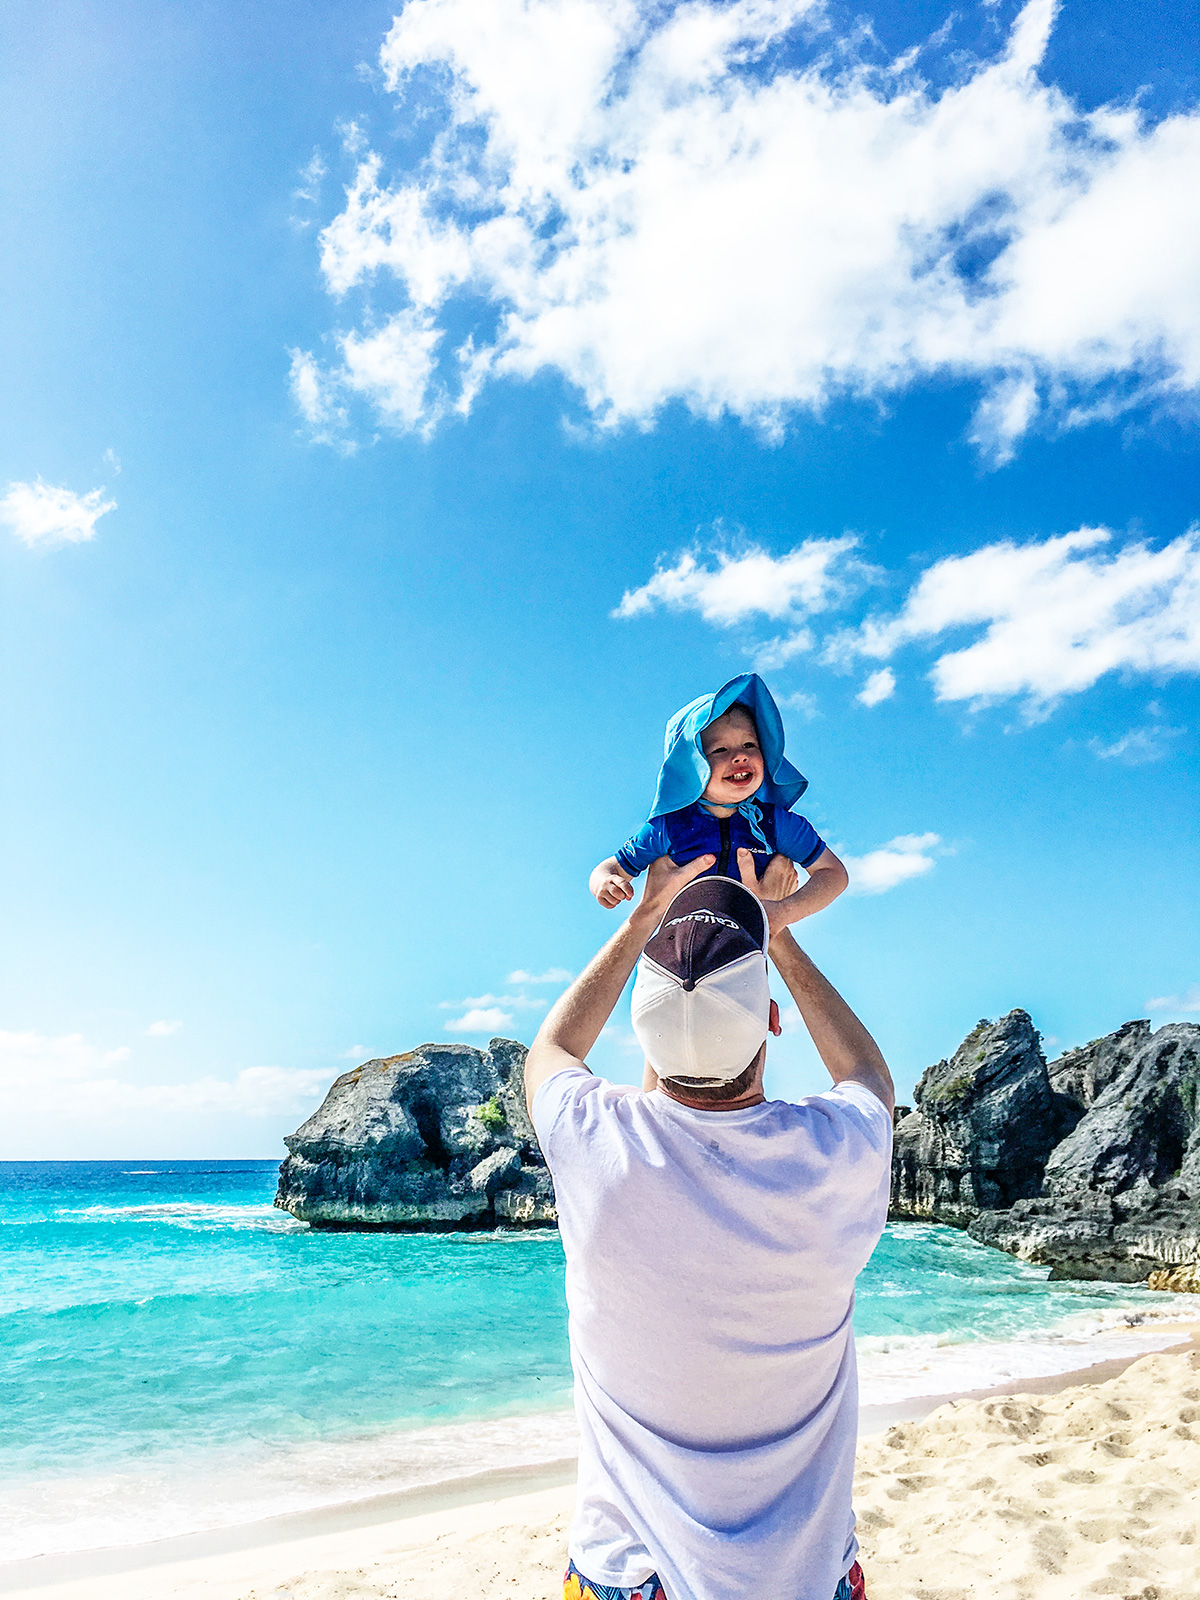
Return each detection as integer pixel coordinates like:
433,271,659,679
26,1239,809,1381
657,1081,766,1113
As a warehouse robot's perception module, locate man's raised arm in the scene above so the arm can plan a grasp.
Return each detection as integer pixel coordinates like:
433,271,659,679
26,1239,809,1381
768,928,895,1113
524,853,715,1115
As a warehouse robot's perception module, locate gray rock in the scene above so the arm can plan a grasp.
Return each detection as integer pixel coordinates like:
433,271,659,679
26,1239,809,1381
968,1189,1200,1284
891,1010,1074,1226
891,1014,1200,1289
1042,1024,1200,1199
495,1166,558,1224
274,1038,557,1230
1046,1019,1150,1111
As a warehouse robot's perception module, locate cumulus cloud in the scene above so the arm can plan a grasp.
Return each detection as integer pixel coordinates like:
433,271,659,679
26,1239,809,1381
843,833,942,894
444,1006,515,1032
837,527,1200,715
618,524,1200,717
294,150,327,204
299,0,1200,457
438,992,548,1011
506,967,573,984
614,539,860,624
1147,986,1200,1015
1,481,116,548
0,1030,331,1130
145,1020,183,1037
751,634,816,671
288,349,351,446
857,668,896,707
777,689,819,719
1089,722,1185,763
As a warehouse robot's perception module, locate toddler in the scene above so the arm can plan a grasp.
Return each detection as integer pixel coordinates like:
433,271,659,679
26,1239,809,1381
590,673,848,924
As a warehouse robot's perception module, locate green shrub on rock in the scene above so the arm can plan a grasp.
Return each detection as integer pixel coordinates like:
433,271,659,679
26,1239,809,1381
475,1096,507,1130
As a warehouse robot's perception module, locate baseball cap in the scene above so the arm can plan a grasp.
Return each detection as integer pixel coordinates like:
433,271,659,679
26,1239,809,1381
630,875,771,1082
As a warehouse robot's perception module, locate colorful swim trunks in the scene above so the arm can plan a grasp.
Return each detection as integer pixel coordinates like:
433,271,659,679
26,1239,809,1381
563,1558,868,1599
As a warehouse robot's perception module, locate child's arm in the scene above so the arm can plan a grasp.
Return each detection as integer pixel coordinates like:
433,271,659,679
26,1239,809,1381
738,846,848,936
771,813,849,921
591,817,671,909
783,846,848,920
590,856,635,908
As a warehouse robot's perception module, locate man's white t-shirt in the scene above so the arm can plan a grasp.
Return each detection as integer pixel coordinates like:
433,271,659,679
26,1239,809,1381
532,1069,892,1600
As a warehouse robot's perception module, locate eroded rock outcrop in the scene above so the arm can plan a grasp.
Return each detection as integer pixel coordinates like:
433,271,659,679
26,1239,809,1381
892,1013,1200,1287
275,1037,556,1229
890,1010,1079,1226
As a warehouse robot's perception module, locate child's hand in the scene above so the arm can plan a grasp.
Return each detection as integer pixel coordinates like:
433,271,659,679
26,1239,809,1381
590,858,635,908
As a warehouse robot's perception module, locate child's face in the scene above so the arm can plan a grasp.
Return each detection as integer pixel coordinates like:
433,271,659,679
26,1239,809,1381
700,709,764,806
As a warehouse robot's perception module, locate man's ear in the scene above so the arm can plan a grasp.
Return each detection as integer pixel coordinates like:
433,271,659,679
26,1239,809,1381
768,997,781,1037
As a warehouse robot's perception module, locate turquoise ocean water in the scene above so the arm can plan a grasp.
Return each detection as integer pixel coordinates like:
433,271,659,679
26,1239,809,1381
1,1161,1191,1562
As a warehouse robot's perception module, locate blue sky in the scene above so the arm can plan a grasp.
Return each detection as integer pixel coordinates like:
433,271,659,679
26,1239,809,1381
2,0,1198,1156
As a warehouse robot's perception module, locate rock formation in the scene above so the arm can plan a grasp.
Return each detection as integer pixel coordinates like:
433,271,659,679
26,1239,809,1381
890,1009,1080,1226
892,1012,1200,1287
275,1037,556,1229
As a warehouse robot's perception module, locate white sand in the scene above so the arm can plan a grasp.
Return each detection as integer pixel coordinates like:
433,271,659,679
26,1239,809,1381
6,1342,1199,1600
0,1484,576,1599
855,1346,1200,1600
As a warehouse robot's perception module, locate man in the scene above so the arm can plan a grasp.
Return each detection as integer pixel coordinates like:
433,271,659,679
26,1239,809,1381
525,849,894,1600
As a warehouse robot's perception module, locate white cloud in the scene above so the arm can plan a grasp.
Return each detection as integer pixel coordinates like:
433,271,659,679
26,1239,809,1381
336,118,369,157
292,310,444,444
843,832,942,894
438,992,547,1011
302,0,1200,457
506,967,573,984
340,311,443,431
777,689,819,719
836,527,1200,715
145,1020,182,1037
751,634,815,671
1089,722,1185,764
0,1030,331,1138
1147,986,1200,1015
618,524,1200,718
776,1002,802,1034
857,667,896,707
444,1006,515,1033
294,150,327,203
1,481,116,548
288,348,351,446
102,449,121,474
340,1044,369,1058
614,539,861,624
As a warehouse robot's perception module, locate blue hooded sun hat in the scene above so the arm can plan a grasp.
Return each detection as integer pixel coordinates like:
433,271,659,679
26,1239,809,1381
648,673,808,819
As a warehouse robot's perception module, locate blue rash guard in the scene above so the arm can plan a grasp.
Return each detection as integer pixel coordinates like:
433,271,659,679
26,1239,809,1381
615,801,826,882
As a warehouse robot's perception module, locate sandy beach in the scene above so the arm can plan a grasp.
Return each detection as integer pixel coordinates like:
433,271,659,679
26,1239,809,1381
4,1330,1197,1600
855,1338,1200,1600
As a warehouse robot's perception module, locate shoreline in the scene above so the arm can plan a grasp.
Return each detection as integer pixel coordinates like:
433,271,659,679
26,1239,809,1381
4,1322,1196,1598
857,1320,1200,1432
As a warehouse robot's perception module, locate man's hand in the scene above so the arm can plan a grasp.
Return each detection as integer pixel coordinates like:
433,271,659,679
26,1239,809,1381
736,850,798,938
736,847,848,937
757,852,799,902
525,851,715,1115
632,853,717,931
590,857,635,908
